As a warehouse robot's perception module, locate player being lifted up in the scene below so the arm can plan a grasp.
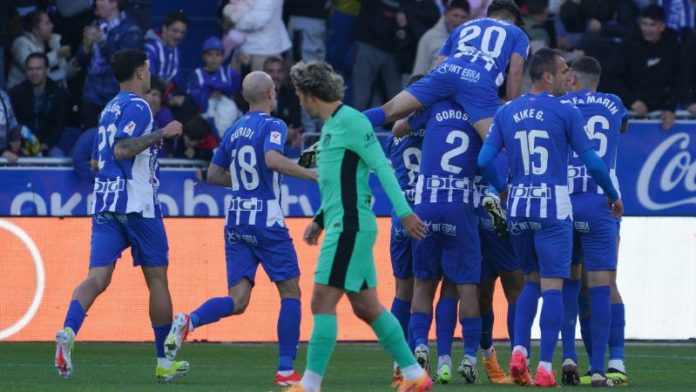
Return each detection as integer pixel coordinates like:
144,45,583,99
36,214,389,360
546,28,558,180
363,0,529,141
383,75,425,386
163,71,317,387
285,61,430,392
560,56,629,387
477,48,624,388
54,49,188,382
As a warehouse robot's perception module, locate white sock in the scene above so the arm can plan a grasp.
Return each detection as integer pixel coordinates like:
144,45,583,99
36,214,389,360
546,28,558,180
538,361,552,372
438,355,452,369
608,359,625,373
401,363,424,381
482,346,495,358
465,355,477,366
301,370,322,392
277,369,294,376
157,357,172,368
513,345,528,358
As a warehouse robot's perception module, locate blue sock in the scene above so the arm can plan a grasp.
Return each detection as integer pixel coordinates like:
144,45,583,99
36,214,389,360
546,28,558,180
407,315,415,351
153,324,171,358
277,298,301,371
190,296,235,328
562,279,581,362
480,310,494,350
435,298,457,357
514,282,541,352
539,289,563,363
507,303,516,351
63,300,86,335
390,298,411,340
589,286,611,373
609,303,625,361
363,107,386,127
579,291,593,358
460,317,482,358
410,311,432,347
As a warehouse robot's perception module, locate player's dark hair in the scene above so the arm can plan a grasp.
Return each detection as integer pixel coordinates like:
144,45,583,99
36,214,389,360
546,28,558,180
528,48,562,82
407,74,425,87
25,52,49,68
111,49,148,83
163,10,189,27
640,4,665,22
570,56,601,78
290,61,344,102
149,76,166,95
526,0,549,16
448,0,470,13
487,0,523,26
22,10,47,32
183,115,211,141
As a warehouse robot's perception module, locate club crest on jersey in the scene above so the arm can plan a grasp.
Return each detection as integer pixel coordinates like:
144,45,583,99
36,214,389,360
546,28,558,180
270,131,282,145
323,133,332,147
124,121,136,135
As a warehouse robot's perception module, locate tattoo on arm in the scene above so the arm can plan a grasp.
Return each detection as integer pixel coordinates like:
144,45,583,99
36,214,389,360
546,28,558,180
113,130,163,160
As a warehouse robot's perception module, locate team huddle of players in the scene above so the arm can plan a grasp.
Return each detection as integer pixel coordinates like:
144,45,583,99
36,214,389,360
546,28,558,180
53,0,629,390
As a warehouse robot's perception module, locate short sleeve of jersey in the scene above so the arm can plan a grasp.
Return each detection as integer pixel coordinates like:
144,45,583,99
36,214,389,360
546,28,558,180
263,119,287,154
511,27,530,60
567,105,594,155
114,100,152,139
407,108,429,133
613,94,629,124
211,131,231,168
484,107,505,149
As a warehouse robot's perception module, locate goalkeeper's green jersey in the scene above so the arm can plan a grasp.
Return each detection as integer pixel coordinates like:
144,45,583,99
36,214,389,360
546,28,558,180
314,104,412,233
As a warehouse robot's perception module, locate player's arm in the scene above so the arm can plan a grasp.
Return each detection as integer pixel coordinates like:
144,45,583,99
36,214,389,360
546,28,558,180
265,150,317,181
206,162,232,187
476,111,507,192
505,53,525,101
113,121,182,160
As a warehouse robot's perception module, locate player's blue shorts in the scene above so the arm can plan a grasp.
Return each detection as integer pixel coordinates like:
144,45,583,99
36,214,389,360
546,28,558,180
224,224,300,287
405,58,500,124
508,217,572,278
89,212,169,268
412,202,481,284
570,193,620,271
390,212,413,280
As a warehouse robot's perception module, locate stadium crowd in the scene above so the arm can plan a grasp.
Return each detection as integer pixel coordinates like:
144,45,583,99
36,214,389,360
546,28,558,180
0,0,695,167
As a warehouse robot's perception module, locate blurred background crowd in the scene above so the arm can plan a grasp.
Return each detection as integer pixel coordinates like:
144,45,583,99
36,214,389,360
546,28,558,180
0,0,695,174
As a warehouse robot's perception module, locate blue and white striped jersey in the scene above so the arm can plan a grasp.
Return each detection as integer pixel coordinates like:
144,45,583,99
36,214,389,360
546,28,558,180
409,100,482,205
92,92,160,218
485,92,595,219
211,112,287,228
385,127,423,202
563,89,627,197
144,35,179,83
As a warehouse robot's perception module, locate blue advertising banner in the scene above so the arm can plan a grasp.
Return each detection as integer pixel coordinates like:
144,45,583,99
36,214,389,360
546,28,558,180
0,121,695,217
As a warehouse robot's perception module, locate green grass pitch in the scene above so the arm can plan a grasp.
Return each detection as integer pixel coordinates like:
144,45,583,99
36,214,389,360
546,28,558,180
1,342,695,391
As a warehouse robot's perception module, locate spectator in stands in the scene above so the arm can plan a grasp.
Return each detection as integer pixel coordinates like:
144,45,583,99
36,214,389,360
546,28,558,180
659,0,694,41
144,10,188,87
523,0,552,52
607,4,681,130
188,36,242,137
683,31,696,116
228,0,292,71
412,0,471,76
0,2,18,89
394,0,440,76
144,77,176,157
9,52,69,157
263,56,303,148
0,89,20,163
78,0,143,129
173,115,218,161
285,0,329,62
325,0,360,104
72,126,98,181
8,10,72,89
352,0,403,110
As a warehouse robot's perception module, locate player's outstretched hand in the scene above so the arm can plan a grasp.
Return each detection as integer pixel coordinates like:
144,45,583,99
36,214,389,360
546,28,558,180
298,142,318,168
401,213,427,241
303,221,323,245
162,121,183,138
609,199,624,218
